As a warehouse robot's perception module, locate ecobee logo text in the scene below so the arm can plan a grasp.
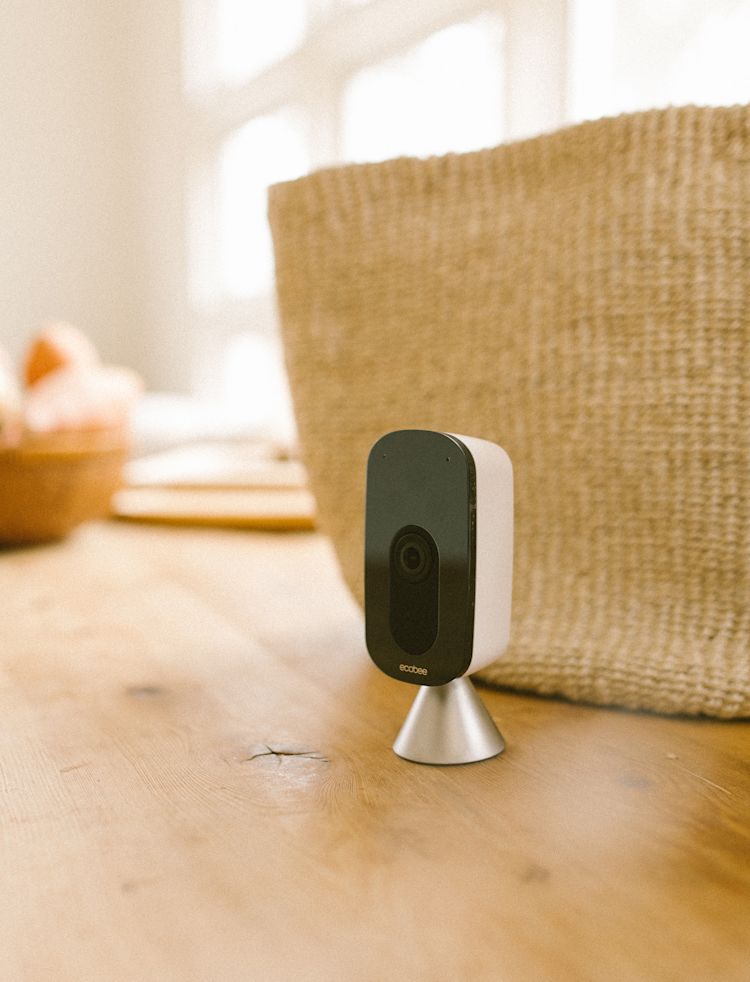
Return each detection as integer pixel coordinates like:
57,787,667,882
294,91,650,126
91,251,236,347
399,664,428,676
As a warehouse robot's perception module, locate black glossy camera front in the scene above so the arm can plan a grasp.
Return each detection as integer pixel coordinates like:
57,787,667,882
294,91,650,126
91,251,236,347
389,525,438,655
364,429,476,686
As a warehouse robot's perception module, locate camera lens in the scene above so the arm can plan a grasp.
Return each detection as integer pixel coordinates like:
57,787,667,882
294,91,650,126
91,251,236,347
393,531,433,582
402,545,422,572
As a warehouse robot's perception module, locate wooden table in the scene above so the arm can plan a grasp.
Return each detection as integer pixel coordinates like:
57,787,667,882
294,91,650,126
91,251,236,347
1,522,748,982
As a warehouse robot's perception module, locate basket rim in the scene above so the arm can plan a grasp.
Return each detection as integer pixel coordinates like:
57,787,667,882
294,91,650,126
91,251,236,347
0,428,129,461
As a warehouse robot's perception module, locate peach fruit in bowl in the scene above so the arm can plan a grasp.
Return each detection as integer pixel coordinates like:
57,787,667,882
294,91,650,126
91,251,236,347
0,323,141,544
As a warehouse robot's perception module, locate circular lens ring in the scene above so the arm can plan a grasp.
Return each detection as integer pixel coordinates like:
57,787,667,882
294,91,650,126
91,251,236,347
393,531,433,582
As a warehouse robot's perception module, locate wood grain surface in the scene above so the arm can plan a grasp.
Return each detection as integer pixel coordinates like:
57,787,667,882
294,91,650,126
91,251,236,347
1,522,748,982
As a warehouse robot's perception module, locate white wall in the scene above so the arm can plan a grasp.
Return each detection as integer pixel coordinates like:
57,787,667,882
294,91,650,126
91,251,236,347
0,0,189,390
0,0,135,368
122,0,192,391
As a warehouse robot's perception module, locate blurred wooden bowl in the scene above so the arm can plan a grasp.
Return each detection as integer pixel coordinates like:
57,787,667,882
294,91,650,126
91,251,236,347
0,429,129,544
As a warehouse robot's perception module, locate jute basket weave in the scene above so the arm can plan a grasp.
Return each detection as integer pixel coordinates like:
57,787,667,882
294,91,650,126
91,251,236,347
269,105,750,718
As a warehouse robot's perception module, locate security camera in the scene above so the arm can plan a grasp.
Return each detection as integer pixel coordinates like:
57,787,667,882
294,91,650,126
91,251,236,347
364,429,513,764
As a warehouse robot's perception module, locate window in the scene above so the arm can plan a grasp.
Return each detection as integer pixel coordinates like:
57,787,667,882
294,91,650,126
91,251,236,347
570,0,750,123
341,14,505,163
217,110,309,301
178,0,750,440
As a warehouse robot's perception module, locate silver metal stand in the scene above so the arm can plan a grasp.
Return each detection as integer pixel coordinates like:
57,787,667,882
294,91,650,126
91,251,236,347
393,677,505,765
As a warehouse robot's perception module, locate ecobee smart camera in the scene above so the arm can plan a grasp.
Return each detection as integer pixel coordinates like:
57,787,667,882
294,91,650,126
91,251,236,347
364,429,513,764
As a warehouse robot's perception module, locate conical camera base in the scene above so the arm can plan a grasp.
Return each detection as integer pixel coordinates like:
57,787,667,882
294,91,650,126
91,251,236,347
393,677,505,765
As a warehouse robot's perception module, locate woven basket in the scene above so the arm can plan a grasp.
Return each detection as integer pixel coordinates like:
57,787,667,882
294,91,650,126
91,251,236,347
269,105,750,718
0,429,128,544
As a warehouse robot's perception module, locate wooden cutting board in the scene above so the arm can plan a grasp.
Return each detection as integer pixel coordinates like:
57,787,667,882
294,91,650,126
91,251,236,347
112,442,316,530
112,486,316,530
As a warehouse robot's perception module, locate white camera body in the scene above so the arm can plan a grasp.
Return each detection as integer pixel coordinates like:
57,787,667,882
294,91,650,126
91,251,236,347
364,429,513,687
